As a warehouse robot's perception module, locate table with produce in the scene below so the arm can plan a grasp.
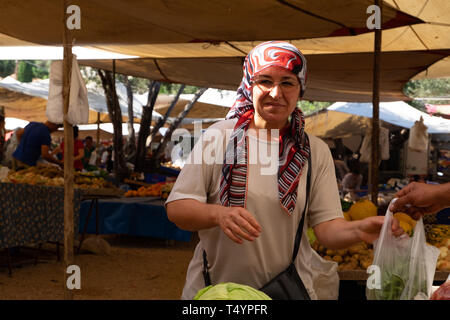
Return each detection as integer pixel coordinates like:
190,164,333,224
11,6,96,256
79,178,190,241
0,164,123,249
307,198,450,299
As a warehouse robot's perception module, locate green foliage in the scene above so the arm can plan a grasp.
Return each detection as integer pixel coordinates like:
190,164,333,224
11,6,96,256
31,60,50,79
16,61,34,82
0,60,49,81
0,60,16,77
297,100,332,115
403,78,450,112
159,82,200,94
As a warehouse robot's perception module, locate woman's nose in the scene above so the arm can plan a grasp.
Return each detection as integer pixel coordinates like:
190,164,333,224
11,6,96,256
268,83,283,98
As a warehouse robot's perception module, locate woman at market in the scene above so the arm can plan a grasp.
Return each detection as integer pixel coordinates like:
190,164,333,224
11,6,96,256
165,41,404,300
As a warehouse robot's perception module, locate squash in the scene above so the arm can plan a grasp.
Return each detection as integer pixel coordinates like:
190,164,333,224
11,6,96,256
347,200,377,221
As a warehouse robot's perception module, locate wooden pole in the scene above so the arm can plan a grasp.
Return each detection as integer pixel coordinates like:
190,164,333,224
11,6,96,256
62,0,74,300
96,111,101,162
371,0,382,207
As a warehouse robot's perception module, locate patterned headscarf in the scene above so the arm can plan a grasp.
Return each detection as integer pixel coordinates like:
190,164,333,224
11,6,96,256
219,41,310,215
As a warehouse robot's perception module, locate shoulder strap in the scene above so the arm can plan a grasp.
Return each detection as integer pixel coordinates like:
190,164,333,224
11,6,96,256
291,135,312,263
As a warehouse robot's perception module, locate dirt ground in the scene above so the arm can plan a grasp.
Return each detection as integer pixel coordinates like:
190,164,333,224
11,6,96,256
0,233,199,300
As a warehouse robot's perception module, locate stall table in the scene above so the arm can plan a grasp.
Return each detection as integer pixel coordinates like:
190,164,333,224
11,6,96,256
78,196,191,243
0,182,82,274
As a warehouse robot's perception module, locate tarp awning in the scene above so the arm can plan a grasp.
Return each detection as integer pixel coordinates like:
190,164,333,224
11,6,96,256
0,1,421,45
81,50,450,102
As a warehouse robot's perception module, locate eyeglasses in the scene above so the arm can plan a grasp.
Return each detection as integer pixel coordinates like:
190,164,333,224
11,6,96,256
251,77,300,93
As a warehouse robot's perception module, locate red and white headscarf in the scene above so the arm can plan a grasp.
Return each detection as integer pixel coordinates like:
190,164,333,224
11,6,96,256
219,41,310,215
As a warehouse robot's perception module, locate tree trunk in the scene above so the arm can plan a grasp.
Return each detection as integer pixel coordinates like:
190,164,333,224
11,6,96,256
123,76,136,162
97,69,129,183
150,87,207,170
134,80,161,173
150,84,185,144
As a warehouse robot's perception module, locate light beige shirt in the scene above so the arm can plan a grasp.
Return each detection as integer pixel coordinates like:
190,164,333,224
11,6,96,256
166,119,343,300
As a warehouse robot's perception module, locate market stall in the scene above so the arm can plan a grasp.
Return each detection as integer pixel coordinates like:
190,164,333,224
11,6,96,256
78,196,191,242
0,182,83,275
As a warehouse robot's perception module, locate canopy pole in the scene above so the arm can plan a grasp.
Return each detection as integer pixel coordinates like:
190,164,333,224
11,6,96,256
96,111,100,162
62,0,74,300
370,0,382,207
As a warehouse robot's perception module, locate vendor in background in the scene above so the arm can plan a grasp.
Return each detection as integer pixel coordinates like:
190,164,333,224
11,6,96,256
12,120,63,170
341,158,363,198
331,149,350,182
82,136,97,171
390,182,450,219
52,126,84,171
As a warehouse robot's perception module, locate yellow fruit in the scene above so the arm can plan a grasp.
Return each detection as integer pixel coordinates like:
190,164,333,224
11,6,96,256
343,211,351,221
347,200,377,221
394,212,416,229
399,220,413,237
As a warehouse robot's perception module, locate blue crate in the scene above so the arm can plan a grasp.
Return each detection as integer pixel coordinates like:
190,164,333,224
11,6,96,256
145,173,166,184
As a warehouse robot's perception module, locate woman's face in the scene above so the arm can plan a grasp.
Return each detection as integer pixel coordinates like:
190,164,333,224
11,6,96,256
251,66,301,129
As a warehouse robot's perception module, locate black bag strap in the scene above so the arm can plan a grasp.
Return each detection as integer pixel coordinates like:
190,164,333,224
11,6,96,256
202,134,312,286
291,150,311,263
202,250,212,286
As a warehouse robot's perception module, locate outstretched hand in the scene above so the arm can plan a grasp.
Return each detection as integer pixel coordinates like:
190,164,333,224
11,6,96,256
356,215,404,244
389,182,449,220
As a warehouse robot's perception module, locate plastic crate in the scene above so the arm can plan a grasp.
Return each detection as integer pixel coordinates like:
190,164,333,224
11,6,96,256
145,173,166,184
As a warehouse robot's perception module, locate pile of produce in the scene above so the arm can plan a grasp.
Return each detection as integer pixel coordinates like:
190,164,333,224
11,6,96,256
3,165,65,186
434,239,450,271
426,224,450,245
1,165,115,189
425,224,450,271
312,240,374,271
74,172,115,189
124,182,174,199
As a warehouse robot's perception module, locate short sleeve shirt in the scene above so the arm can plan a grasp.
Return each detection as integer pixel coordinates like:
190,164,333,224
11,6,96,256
166,119,343,300
13,122,51,166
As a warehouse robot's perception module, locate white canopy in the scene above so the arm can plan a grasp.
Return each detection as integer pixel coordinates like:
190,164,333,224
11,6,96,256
305,101,450,139
328,101,450,134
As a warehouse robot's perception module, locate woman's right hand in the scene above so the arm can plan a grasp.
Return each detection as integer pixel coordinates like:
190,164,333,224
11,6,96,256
214,206,262,244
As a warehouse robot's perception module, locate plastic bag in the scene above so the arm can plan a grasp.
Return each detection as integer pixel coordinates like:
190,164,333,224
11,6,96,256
366,198,440,300
408,116,428,152
359,126,389,163
46,55,89,125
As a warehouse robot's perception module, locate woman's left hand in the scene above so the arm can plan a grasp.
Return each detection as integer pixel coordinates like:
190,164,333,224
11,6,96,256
356,216,404,244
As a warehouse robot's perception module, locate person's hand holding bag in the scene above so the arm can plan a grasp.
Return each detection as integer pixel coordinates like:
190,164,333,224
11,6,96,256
355,215,404,244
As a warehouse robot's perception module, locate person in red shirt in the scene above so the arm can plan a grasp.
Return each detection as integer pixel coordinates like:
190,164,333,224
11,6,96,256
53,126,84,171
